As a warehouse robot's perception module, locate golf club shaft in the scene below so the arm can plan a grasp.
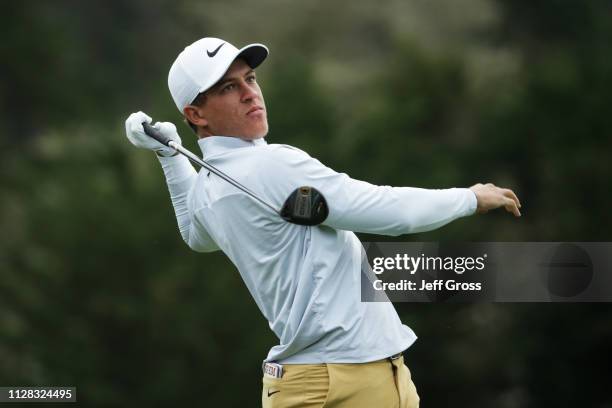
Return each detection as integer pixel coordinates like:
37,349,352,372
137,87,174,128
142,122,280,214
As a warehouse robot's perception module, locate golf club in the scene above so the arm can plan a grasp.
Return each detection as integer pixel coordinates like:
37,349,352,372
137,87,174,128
142,122,328,226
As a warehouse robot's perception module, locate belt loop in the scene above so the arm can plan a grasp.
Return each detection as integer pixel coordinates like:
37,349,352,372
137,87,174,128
388,352,402,361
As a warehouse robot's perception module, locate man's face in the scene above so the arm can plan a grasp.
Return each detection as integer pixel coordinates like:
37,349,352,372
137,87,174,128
193,58,268,140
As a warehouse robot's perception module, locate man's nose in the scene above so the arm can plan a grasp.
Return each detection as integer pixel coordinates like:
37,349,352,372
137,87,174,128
240,83,258,102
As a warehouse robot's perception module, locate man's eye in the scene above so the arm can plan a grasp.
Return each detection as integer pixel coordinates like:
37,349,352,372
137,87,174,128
222,84,235,92
246,75,256,83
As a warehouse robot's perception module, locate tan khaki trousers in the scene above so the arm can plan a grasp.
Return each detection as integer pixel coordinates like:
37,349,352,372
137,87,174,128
262,356,420,408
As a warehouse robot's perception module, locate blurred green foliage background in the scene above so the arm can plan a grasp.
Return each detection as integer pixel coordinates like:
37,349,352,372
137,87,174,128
1,0,611,406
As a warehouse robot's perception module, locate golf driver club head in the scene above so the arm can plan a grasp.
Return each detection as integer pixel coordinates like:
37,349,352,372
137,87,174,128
280,186,329,226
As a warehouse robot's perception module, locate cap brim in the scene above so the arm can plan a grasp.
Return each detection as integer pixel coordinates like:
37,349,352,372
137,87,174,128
237,43,269,69
195,43,269,97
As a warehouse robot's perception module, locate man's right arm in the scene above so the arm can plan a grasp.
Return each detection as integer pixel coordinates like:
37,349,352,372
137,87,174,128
156,154,220,253
125,111,220,253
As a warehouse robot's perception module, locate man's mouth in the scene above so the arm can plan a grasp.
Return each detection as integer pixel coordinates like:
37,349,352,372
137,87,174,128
247,106,264,115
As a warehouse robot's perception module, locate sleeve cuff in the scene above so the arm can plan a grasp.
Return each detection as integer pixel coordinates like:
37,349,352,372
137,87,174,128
464,188,478,215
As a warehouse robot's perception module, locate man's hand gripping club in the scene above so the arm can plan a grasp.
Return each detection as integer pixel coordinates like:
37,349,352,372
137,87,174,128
125,111,181,157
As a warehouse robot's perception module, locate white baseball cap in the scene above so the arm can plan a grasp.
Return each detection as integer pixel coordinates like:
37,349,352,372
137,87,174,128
168,37,269,112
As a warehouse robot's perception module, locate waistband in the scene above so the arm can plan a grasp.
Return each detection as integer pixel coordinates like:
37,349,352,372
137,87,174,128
262,352,404,379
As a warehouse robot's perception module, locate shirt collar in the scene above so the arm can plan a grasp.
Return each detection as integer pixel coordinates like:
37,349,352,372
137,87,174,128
198,136,267,158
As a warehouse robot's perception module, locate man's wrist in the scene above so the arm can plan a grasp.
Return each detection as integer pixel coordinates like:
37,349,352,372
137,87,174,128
156,149,179,158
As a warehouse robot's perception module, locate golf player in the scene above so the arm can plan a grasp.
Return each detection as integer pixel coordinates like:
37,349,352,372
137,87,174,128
125,37,521,408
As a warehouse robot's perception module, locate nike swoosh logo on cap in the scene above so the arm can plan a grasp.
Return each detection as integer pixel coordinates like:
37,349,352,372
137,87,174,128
267,390,280,397
207,42,225,57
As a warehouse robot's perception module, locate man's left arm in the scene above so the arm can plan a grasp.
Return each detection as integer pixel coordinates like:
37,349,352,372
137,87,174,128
264,146,520,236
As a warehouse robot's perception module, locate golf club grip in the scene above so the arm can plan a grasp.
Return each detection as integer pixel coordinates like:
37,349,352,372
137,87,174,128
142,122,171,146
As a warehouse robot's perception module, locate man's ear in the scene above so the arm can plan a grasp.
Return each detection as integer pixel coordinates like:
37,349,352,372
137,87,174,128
183,106,208,127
